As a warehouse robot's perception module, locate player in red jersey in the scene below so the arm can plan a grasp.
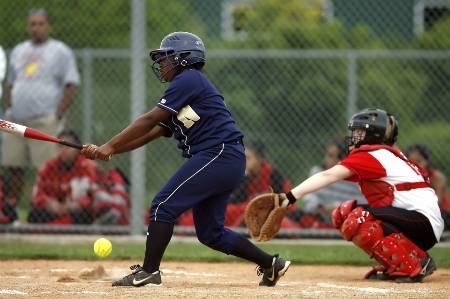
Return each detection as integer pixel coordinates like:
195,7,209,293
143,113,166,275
280,108,444,283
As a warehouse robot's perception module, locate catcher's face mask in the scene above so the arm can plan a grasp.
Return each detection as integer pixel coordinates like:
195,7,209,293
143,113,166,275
345,128,366,152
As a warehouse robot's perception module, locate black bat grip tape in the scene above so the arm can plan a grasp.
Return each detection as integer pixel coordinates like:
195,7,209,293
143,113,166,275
59,140,83,150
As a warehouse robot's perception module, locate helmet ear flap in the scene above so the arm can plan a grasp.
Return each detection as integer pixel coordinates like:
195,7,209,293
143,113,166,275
384,115,398,145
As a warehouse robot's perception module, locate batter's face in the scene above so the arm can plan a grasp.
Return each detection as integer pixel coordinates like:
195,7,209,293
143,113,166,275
407,150,428,170
58,135,79,165
27,14,50,44
158,56,178,82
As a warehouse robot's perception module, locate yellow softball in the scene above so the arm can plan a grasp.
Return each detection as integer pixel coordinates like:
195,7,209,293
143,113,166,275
93,238,112,257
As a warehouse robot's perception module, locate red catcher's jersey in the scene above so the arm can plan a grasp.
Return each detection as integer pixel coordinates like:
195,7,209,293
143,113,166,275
339,145,444,241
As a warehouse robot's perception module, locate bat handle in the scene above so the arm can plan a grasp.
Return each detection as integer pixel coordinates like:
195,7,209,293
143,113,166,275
59,140,83,150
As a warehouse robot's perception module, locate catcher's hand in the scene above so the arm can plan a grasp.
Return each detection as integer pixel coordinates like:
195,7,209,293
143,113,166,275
244,192,289,242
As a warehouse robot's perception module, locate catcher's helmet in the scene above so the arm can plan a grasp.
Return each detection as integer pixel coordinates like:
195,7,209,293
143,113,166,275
345,108,398,151
149,32,206,82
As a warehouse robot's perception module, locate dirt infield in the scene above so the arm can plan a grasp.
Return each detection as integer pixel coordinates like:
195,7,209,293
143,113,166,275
0,260,449,298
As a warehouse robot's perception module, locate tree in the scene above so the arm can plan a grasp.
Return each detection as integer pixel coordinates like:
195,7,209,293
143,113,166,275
0,0,206,49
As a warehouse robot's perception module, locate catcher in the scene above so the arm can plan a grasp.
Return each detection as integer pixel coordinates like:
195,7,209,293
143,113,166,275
246,108,444,283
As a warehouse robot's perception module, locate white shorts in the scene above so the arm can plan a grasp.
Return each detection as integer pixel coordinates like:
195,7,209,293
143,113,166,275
1,113,64,168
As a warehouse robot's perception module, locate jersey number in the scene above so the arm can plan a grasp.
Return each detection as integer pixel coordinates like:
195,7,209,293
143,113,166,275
177,105,200,129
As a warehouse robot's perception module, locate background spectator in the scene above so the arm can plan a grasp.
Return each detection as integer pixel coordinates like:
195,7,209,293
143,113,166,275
177,140,294,227
1,8,80,218
92,167,131,226
406,143,450,229
226,141,294,227
297,138,366,227
0,174,18,224
28,131,96,224
0,45,5,176
28,130,130,225
0,45,5,99
0,46,14,224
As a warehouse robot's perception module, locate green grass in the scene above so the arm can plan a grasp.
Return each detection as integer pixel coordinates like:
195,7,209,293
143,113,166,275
0,241,449,268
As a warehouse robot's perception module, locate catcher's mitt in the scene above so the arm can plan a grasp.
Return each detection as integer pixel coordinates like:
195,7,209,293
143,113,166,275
244,192,288,242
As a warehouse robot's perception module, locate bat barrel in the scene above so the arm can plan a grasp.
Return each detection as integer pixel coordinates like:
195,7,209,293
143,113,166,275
1,119,83,150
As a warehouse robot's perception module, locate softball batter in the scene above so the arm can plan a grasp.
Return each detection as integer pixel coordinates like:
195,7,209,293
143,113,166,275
81,32,290,287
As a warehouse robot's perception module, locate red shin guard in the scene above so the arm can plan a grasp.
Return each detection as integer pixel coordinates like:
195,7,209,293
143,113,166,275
338,207,427,279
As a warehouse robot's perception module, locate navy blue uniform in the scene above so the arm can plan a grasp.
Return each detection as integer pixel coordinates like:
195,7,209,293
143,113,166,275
110,32,288,288
157,69,243,158
150,69,245,253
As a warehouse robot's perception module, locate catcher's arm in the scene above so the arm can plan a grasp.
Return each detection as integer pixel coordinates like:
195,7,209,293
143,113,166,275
286,164,353,204
244,165,354,242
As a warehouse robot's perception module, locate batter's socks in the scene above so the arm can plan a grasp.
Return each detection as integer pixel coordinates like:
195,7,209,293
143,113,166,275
143,221,174,273
230,235,273,268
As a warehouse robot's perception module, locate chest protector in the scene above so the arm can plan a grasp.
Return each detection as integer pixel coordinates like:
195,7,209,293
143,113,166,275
351,145,431,207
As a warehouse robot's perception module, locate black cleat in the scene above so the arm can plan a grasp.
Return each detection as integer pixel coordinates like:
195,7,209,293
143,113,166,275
395,256,437,283
366,271,392,281
365,265,393,281
112,265,162,287
257,255,291,287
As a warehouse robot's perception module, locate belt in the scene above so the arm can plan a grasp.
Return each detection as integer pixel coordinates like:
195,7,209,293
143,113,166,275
226,139,242,145
395,181,430,191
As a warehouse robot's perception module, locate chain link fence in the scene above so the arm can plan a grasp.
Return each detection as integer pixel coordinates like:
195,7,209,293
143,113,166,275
0,0,449,237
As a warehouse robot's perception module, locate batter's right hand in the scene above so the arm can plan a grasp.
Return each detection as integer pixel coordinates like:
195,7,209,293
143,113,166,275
96,144,114,161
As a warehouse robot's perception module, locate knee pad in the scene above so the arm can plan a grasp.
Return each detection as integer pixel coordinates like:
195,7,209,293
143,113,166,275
340,207,374,241
332,199,357,229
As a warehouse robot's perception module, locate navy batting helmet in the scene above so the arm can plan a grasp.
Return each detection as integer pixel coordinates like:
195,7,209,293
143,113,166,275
149,32,206,82
345,108,398,151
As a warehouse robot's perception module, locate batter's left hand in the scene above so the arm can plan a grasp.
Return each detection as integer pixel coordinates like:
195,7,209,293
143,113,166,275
81,144,98,160
81,144,113,161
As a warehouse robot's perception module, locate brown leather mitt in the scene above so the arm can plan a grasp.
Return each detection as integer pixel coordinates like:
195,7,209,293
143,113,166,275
244,192,288,242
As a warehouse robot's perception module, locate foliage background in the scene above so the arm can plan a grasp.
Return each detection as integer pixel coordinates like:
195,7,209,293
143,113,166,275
0,0,449,215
